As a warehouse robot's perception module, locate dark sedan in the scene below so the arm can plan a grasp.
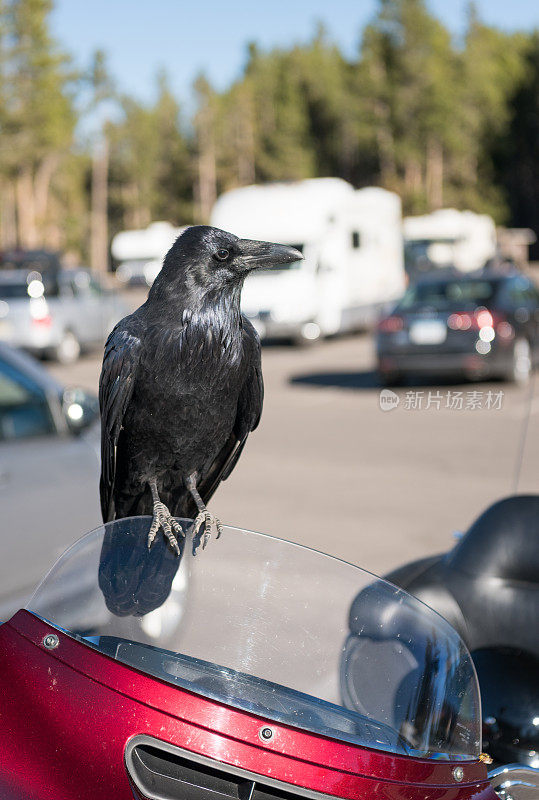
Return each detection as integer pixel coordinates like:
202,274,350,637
0,343,101,620
376,271,539,385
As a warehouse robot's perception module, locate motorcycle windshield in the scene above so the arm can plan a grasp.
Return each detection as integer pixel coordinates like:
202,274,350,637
27,517,481,761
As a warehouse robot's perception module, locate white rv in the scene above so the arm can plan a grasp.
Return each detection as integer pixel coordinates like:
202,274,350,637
111,221,185,287
211,178,406,343
403,209,497,279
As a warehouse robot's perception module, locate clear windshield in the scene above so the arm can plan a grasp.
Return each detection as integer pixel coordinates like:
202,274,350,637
27,518,480,761
0,281,31,299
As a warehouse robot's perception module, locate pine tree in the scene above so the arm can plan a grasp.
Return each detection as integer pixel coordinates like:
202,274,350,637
361,0,460,212
492,32,539,249
3,0,75,247
454,3,528,218
152,70,192,224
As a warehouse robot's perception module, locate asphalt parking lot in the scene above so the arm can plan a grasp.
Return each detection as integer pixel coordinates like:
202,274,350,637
49,302,539,577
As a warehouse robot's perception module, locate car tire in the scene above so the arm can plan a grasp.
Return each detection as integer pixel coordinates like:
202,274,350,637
378,371,403,388
507,338,532,385
292,321,322,347
55,330,81,365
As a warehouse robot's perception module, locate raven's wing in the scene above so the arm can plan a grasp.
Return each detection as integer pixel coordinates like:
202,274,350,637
99,320,143,521
171,319,263,517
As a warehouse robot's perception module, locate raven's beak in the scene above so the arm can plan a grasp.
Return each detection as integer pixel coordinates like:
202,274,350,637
238,239,303,271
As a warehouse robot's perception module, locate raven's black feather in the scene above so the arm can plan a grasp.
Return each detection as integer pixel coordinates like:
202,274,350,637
99,226,297,527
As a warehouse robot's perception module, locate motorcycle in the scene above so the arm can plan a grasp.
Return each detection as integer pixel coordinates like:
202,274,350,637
379,494,539,773
0,514,537,799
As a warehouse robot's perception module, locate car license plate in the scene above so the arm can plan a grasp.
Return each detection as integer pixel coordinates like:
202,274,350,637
409,320,447,345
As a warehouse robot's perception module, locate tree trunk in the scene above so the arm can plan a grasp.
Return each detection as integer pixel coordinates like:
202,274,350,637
90,137,109,273
426,137,443,210
236,90,255,186
34,153,59,241
15,166,38,248
404,159,422,195
0,180,17,249
122,183,150,229
339,119,357,182
134,184,151,228
45,195,63,250
195,103,217,223
197,148,217,223
374,100,397,187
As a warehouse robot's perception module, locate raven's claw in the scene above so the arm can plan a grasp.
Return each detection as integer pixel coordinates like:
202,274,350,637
147,501,183,556
191,510,223,554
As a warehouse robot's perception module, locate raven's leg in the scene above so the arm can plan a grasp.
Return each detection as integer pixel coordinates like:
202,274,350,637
185,474,223,552
147,478,183,555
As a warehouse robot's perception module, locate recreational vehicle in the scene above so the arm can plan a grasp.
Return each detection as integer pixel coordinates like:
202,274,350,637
111,221,185,287
211,178,405,343
403,209,497,280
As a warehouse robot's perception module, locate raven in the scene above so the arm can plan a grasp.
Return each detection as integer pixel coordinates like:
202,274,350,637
99,225,301,554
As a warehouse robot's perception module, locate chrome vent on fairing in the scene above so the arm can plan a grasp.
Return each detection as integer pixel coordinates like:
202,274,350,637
125,736,334,800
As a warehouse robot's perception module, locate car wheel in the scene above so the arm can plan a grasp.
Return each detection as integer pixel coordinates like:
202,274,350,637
378,370,403,387
508,338,532,385
292,321,322,347
55,330,81,364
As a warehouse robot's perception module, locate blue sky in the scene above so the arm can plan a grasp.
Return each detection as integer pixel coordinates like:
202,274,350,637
51,0,539,109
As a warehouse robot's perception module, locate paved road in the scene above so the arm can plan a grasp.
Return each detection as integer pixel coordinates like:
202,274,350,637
50,313,539,576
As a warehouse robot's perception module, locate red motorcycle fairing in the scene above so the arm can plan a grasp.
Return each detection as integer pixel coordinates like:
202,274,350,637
0,611,494,800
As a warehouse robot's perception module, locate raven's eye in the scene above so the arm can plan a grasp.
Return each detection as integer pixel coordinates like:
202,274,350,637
215,248,230,261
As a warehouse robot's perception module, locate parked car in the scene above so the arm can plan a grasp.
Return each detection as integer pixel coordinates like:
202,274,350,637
0,342,101,620
0,248,62,282
0,267,128,363
376,270,539,384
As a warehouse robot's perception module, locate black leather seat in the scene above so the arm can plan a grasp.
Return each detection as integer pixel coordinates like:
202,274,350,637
385,495,539,658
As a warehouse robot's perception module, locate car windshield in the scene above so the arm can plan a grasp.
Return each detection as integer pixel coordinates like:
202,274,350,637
0,251,60,273
0,281,32,299
27,518,481,761
398,279,499,311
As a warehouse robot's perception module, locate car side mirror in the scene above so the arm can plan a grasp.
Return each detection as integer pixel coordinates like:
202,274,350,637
62,387,99,435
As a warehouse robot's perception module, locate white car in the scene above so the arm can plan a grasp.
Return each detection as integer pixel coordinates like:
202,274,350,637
0,267,129,363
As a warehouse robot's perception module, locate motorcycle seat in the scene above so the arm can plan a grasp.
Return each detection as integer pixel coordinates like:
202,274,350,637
448,494,539,584
384,495,539,659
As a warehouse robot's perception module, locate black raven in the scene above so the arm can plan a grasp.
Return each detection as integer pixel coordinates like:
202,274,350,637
99,225,301,554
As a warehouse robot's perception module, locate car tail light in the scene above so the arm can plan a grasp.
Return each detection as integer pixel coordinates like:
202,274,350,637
475,308,493,328
378,315,404,333
447,308,510,336
447,313,474,331
32,314,52,327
